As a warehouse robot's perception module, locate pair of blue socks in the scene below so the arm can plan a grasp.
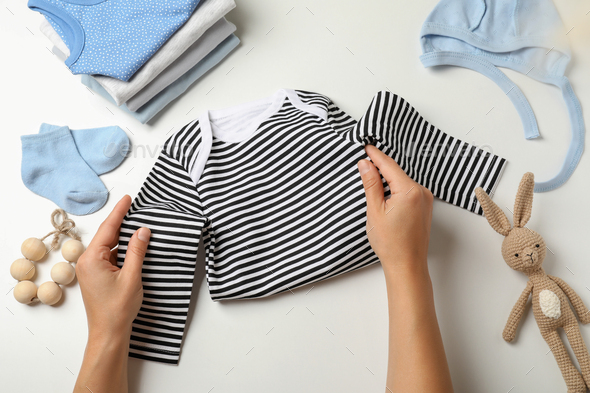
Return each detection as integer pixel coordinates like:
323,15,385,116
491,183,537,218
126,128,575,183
21,124,129,215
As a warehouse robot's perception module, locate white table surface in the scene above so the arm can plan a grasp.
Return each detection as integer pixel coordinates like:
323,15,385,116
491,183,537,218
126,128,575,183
1,0,589,392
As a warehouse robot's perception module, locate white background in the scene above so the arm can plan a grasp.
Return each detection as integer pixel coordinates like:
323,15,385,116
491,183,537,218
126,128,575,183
1,0,590,392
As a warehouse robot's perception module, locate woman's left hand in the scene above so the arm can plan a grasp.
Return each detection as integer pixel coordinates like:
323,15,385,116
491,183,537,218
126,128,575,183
76,195,150,339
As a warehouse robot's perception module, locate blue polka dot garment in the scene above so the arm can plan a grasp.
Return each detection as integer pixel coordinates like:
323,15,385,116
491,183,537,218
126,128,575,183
28,0,202,81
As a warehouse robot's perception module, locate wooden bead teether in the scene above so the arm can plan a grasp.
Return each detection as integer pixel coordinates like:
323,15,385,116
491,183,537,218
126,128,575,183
10,209,83,306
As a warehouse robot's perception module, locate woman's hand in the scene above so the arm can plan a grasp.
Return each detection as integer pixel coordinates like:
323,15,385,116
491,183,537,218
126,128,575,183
76,195,150,340
73,195,150,393
357,145,453,393
357,144,433,271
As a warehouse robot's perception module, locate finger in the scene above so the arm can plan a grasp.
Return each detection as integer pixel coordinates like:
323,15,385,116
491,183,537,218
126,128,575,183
121,227,150,281
357,159,385,213
89,195,132,250
365,145,413,193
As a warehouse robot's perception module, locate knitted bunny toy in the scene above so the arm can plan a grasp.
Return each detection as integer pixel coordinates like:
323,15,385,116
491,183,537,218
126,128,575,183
475,172,590,393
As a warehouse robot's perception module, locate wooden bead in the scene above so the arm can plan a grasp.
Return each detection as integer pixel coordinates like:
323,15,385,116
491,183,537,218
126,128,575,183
51,262,76,285
37,282,62,306
14,281,37,304
61,240,85,262
21,238,46,261
10,258,35,281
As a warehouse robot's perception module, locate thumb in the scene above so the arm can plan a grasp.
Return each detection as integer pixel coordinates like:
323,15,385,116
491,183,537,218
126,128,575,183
357,159,385,213
121,227,150,279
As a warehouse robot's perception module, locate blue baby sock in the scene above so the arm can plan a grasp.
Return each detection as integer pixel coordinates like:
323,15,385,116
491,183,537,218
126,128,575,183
21,126,108,215
39,123,129,175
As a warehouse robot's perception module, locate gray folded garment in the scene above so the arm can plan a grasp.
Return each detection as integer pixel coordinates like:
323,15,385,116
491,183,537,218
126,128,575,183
126,18,236,112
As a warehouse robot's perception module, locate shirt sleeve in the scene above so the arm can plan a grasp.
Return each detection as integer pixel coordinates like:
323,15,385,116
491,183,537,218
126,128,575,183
116,148,206,364
355,91,507,215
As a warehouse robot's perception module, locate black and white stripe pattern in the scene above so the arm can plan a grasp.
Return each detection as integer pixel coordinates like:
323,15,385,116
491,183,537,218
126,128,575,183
349,91,506,214
118,89,506,364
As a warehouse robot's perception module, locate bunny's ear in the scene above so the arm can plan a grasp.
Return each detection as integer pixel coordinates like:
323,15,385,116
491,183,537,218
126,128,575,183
513,172,534,228
475,187,511,236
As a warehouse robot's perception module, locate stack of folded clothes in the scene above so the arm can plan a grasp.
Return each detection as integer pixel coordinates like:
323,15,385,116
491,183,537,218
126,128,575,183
30,0,239,123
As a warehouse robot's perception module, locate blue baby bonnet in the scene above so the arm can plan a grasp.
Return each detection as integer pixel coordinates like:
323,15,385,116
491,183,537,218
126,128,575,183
419,0,584,192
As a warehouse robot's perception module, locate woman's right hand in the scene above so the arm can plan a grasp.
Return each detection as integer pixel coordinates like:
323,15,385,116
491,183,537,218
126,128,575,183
358,146,453,393
357,144,433,270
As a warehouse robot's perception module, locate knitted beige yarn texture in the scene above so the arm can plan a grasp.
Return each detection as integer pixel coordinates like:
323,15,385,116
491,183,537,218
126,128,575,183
476,173,590,393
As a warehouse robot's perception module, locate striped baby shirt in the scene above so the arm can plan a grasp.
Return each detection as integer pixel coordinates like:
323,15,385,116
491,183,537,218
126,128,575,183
117,89,507,364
